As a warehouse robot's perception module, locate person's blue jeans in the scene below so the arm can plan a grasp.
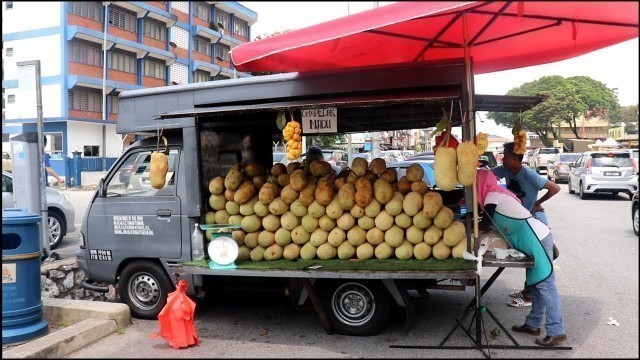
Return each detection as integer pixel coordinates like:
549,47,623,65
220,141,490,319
524,232,566,336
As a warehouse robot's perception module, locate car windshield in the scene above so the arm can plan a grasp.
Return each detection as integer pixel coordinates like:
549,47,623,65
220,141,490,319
273,153,284,162
539,148,560,154
591,153,633,167
558,154,580,162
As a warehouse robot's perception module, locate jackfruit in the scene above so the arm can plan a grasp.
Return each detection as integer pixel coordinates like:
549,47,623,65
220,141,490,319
456,140,478,186
434,147,457,191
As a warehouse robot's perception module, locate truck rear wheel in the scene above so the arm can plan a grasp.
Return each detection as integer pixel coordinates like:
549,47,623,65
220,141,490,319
120,261,174,319
319,280,390,336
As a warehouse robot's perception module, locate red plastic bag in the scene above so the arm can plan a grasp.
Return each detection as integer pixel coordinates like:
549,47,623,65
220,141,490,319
149,280,199,349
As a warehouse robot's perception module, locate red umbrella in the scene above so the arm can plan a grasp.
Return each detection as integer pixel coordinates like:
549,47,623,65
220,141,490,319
231,1,638,74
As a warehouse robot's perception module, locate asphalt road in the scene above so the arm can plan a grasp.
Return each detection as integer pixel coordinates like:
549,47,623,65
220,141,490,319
61,180,639,358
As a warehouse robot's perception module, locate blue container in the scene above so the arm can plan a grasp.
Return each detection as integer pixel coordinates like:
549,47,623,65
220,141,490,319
2,208,48,344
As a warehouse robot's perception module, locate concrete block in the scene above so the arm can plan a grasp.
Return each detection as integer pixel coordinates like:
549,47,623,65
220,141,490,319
42,297,131,328
2,318,116,359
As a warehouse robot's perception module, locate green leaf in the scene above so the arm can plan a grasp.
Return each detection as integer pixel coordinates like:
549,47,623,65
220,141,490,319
276,111,286,131
431,115,449,138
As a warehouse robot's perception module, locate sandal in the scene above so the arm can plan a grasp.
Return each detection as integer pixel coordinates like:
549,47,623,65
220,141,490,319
508,298,532,307
509,291,526,298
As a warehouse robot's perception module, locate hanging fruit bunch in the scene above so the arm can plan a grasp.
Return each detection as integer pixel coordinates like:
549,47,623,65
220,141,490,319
150,135,169,189
282,112,302,160
512,116,527,155
432,113,458,191
475,132,488,155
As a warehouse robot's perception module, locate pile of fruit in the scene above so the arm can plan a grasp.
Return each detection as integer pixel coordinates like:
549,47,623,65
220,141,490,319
205,157,468,262
283,120,302,160
512,121,527,155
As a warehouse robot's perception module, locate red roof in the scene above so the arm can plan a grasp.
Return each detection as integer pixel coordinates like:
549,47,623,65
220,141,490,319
231,1,638,74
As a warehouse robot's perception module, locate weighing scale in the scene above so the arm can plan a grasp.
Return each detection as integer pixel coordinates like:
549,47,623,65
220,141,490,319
199,224,243,269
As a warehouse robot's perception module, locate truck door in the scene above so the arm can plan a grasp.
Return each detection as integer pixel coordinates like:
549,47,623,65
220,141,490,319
84,148,182,279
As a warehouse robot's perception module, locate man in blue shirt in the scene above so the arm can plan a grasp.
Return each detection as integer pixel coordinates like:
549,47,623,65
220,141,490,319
492,142,560,307
44,136,65,187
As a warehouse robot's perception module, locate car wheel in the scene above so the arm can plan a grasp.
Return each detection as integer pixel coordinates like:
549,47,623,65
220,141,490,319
633,204,639,236
568,178,575,194
120,261,174,319
579,182,587,200
47,210,66,250
319,280,390,336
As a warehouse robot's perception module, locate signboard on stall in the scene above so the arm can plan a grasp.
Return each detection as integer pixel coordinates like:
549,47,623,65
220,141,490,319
301,107,337,133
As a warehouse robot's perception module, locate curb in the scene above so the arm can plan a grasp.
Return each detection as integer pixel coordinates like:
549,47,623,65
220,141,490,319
2,318,117,359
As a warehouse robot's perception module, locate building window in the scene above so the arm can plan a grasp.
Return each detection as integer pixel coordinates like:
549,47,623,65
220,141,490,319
69,41,102,67
109,6,137,32
144,59,166,80
8,95,16,104
45,133,64,159
83,145,100,157
193,36,210,55
234,18,248,38
5,1,13,9
69,89,102,112
109,94,119,114
214,9,230,31
143,18,166,41
109,50,137,73
170,62,188,85
193,2,210,22
193,70,210,83
170,26,189,49
6,48,13,57
214,44,230,62
171,1,188,14
69,1,103,22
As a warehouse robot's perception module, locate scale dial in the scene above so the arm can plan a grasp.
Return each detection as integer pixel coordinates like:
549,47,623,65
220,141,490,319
207,235,239,266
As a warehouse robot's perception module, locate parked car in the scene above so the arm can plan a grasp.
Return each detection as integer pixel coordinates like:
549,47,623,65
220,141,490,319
478,151,498,169
2,151,12,172
547,153,581,182
567,151,638,200
528,147,560,173
632,190,639,236
405,151,434,161
521,150,534,166
2,170,76,249
352,152,372,163
272,152,290,166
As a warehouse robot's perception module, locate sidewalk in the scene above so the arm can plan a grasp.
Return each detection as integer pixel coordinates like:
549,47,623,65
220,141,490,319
2,299,130,359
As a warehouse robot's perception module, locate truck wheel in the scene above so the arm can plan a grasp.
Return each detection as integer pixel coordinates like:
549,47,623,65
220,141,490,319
120,261,174,319
319,280,389,336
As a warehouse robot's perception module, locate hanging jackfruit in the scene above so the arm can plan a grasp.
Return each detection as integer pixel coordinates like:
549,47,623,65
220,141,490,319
149,136,169,189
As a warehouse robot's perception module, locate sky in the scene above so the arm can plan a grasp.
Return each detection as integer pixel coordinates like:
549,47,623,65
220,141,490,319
240,1,639,138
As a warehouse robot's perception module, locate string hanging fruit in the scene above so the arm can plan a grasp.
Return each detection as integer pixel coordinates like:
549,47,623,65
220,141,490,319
283,112,302,160
512,112,527,155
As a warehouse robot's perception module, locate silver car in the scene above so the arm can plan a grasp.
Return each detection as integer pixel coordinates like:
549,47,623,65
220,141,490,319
547,153,580,183
568,151,639,200
2,171,76,249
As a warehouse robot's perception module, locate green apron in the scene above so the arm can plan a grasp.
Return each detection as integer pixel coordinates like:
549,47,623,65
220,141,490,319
492,212,553,286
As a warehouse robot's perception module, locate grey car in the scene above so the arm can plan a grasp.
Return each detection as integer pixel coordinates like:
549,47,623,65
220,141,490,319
568,151,639,200
547,153,580,183
2,170,76,249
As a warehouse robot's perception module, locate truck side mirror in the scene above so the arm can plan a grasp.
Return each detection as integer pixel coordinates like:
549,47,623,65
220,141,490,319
98,178,106,197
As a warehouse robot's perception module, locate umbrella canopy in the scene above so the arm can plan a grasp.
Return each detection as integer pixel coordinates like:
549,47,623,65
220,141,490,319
231,1,638,74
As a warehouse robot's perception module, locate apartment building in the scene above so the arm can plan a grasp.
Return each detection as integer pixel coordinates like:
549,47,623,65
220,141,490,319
2,1,257,177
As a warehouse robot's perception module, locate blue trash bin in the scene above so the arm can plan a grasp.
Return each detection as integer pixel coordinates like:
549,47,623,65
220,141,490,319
2,208,48,344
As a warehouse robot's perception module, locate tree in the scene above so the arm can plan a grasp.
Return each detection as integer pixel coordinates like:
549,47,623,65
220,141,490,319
307,135,346,149
608,104,638,134
486,76,619,146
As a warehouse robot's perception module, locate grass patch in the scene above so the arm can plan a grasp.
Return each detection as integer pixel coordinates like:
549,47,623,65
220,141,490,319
184,257,475,272
115,325,126,335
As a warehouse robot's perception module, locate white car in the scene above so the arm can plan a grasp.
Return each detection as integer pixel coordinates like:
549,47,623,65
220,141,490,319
2,171,76,249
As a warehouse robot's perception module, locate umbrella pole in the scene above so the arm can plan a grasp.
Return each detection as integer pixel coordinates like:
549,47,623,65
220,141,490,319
462,11,483,351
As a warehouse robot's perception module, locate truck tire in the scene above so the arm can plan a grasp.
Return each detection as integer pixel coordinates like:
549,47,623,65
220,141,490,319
120,261,174,319
319,280,390,336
